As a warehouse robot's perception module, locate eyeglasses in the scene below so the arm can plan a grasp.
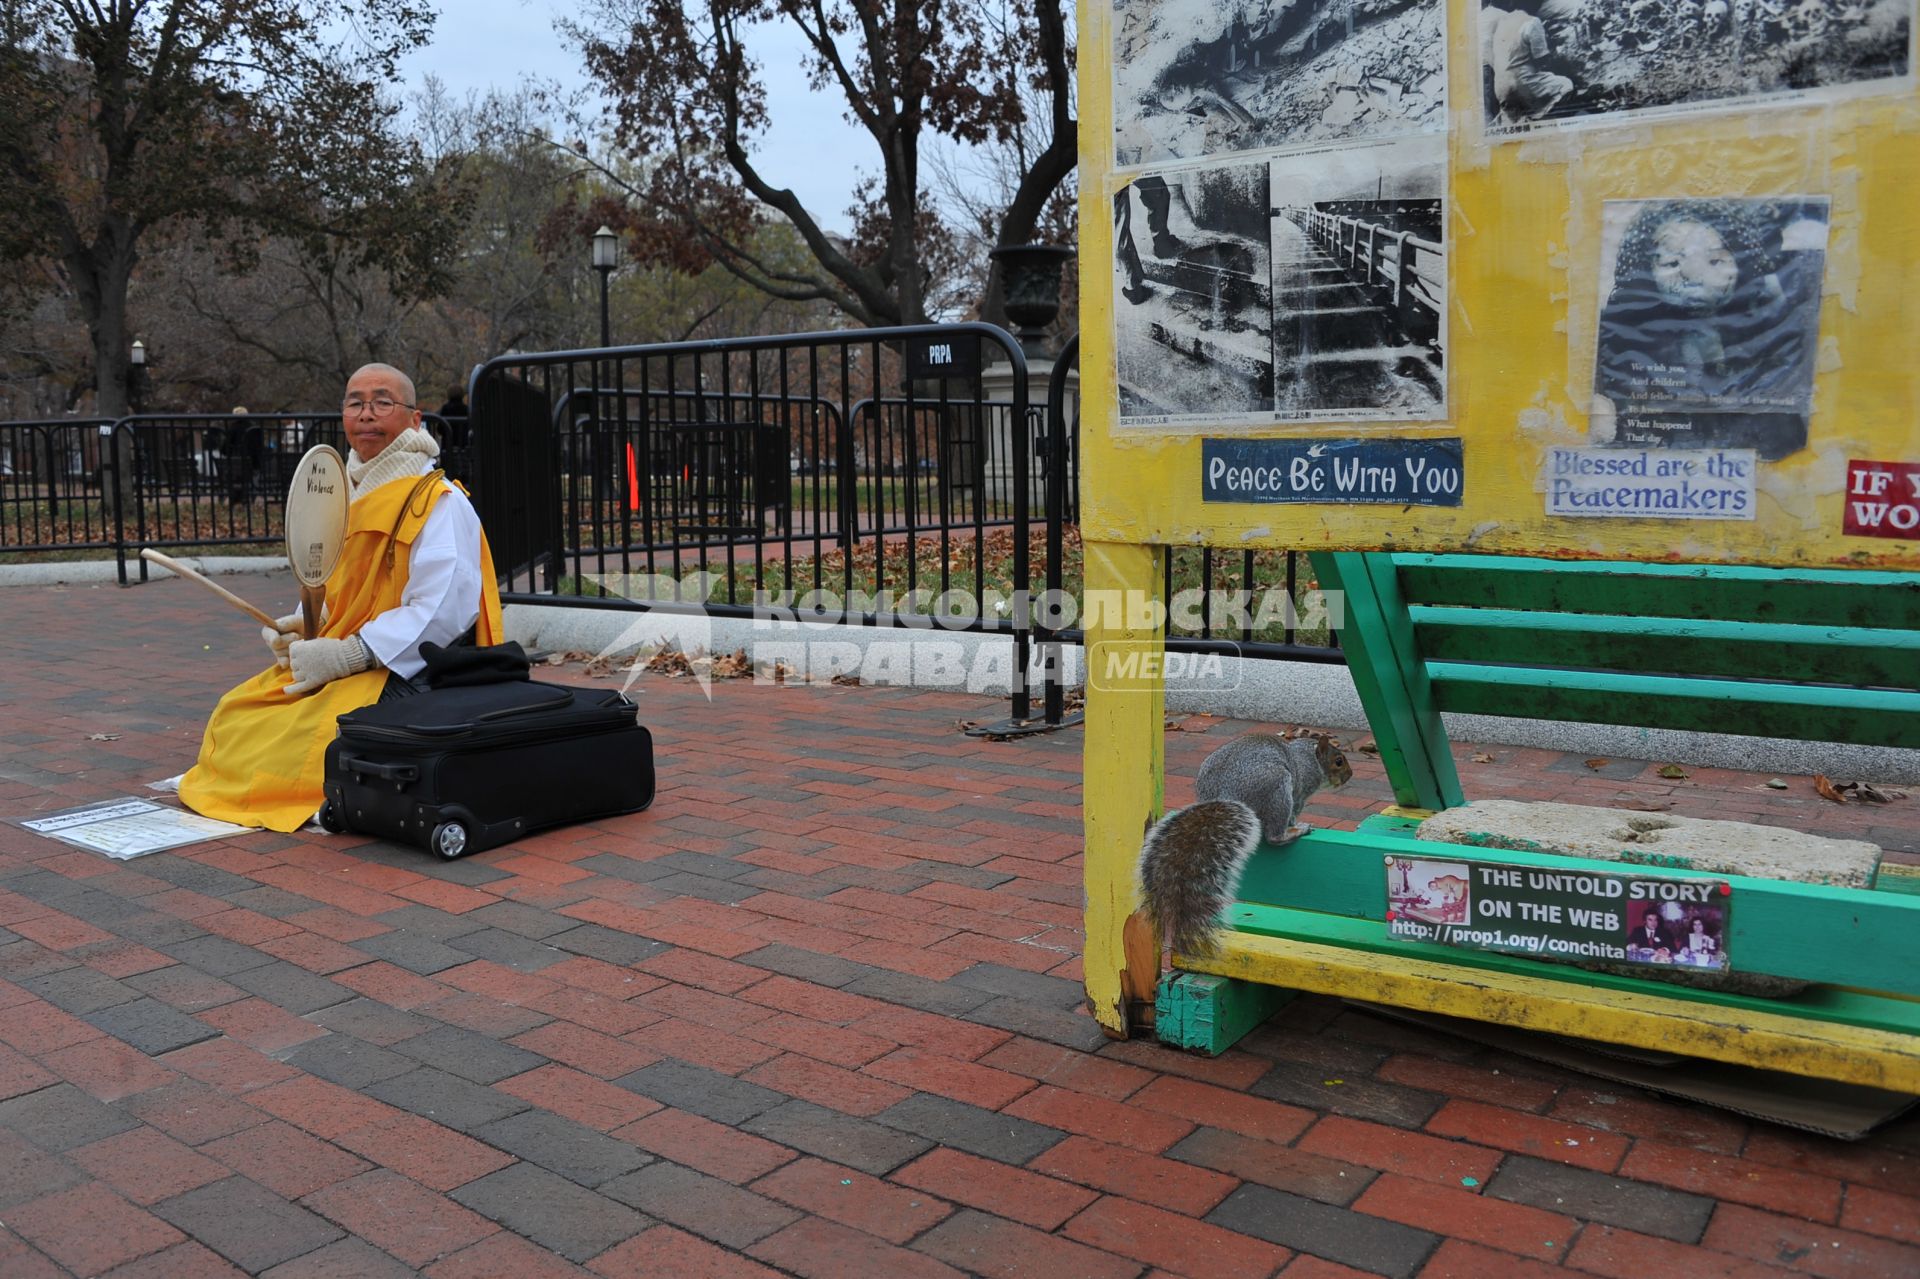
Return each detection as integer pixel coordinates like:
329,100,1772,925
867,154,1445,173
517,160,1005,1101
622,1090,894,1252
342,396,416,418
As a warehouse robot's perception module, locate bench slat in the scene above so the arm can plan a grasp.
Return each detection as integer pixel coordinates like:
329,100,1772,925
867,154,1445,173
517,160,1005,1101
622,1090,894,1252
1409,608,1920,688
1183,923,1920,1091
1310,552,1463,810
1215,904,1920,1038
1391,554,1920,629
1427,663,1920,747
1232,828,1920,994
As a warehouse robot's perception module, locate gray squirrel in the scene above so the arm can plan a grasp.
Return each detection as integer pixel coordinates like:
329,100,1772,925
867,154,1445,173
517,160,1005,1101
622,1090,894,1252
1138,732,1353,956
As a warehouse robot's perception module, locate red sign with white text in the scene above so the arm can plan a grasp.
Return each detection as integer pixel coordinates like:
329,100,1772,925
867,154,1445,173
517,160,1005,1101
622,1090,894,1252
1845,461,1920,539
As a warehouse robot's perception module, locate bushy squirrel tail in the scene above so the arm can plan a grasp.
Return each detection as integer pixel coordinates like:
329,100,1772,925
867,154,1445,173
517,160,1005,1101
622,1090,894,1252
1138,800,1263,957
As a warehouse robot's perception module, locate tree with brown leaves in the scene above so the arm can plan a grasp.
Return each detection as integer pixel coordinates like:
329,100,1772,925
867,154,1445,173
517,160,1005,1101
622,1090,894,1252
0,0,461,435
562,0,1074,329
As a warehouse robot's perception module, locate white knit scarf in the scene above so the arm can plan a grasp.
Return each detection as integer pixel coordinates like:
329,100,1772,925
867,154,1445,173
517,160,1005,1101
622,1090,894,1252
347,427,440,502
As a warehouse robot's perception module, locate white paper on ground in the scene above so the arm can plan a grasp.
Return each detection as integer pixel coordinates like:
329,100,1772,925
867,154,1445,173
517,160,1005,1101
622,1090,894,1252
17,797,254,859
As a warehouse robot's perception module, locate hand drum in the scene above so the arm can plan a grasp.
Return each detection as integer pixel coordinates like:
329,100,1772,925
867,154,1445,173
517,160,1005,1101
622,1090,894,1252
285,445,349,640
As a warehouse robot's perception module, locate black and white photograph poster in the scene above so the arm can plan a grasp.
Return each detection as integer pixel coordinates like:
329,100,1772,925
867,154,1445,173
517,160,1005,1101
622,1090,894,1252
1480,0,1913,136
1268,136,1447,423
1113,161,1277,425
1113,0,1446,168
1591,197,1829,460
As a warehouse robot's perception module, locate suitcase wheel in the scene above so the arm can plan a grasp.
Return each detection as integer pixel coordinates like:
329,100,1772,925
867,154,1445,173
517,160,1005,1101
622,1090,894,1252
317,801,346,835
430,821,469,861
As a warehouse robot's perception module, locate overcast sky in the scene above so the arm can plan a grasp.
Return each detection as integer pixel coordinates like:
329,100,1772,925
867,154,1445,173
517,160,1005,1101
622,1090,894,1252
399,0,870,233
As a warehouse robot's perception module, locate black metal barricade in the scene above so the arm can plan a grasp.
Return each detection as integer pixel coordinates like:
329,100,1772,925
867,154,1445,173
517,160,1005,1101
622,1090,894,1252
470,323,1060,714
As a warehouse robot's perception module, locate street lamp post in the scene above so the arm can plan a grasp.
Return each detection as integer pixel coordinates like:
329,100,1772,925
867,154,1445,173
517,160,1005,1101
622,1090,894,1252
591,226,618,352
590,226,620,518
128,339,146,414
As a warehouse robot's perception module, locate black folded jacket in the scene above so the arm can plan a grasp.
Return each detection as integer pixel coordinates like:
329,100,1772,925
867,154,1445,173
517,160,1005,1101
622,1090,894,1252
418,640,532,688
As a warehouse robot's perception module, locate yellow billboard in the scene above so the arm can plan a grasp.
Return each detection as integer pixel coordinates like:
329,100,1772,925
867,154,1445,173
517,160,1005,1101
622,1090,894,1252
1078,0,1920,568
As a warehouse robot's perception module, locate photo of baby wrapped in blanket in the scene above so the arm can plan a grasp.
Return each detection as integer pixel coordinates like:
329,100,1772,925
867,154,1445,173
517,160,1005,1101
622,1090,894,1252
1590,197,1829,460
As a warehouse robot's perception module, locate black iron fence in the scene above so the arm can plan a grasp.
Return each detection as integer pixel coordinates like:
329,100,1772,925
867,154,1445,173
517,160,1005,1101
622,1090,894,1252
1,417,116,556
0,412,457,582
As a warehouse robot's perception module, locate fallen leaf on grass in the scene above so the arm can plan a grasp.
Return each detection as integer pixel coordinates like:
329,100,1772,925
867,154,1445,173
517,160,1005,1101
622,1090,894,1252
1657,764,1689,780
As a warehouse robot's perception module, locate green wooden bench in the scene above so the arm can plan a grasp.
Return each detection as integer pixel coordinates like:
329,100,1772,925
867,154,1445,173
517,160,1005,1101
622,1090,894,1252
1155,552,1920,1089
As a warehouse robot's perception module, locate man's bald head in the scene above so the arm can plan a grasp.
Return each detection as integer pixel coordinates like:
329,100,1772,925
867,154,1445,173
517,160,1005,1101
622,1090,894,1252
349,363,417,407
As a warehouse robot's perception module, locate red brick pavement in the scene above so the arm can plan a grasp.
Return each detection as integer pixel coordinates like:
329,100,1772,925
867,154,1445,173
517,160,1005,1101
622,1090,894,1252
0,570,1912,1277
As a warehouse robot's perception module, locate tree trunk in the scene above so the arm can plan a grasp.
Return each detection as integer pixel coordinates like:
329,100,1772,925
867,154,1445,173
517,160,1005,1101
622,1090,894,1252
79,236,137,510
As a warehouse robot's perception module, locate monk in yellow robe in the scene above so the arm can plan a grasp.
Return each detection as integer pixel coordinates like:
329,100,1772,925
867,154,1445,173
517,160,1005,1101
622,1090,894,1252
181,363,503,832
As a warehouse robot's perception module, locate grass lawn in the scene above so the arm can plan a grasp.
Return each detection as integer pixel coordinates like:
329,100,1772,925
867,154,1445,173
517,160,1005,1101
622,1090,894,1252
563,527,1333,645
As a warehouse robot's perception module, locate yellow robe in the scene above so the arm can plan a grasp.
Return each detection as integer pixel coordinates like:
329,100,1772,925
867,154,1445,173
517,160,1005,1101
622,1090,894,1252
180,474,505,832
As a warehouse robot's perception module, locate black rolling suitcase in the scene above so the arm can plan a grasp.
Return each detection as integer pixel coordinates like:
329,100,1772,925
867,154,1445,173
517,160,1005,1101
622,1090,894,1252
320,681,654,859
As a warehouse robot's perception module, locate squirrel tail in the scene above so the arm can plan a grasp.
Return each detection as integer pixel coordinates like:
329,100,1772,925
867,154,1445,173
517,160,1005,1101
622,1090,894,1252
1138,800,1263,957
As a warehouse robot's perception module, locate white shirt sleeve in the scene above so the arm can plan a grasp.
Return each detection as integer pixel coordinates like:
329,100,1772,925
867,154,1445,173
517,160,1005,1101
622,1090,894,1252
357,483,484,680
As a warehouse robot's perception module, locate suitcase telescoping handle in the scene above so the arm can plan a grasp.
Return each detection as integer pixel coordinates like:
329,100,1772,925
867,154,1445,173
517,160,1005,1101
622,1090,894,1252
342,756,419,786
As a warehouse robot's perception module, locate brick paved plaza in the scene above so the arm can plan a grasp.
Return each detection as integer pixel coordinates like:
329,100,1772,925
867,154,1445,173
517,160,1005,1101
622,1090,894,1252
0,570,1913,1277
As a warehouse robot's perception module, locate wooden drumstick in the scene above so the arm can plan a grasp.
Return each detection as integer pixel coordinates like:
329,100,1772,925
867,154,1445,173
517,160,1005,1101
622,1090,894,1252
139,549,284,632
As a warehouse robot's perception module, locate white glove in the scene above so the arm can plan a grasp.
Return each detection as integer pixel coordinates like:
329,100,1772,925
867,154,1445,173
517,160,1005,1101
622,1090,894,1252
284,635,375,696
262,612,301,670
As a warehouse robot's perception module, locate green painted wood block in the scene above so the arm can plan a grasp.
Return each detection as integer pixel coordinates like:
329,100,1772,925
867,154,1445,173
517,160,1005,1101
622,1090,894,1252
1876,864,1920,896
1155,972,1295,1056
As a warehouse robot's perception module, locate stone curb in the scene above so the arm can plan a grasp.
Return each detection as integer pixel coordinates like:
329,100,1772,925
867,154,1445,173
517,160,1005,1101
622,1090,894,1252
0,554,284,587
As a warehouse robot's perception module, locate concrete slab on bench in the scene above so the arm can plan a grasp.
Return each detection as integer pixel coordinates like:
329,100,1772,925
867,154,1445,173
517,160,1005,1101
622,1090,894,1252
1417,798,1882,889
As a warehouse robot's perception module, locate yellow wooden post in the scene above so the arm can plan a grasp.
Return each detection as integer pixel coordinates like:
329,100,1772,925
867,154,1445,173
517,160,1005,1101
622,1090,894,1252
1081,538,1165,1037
